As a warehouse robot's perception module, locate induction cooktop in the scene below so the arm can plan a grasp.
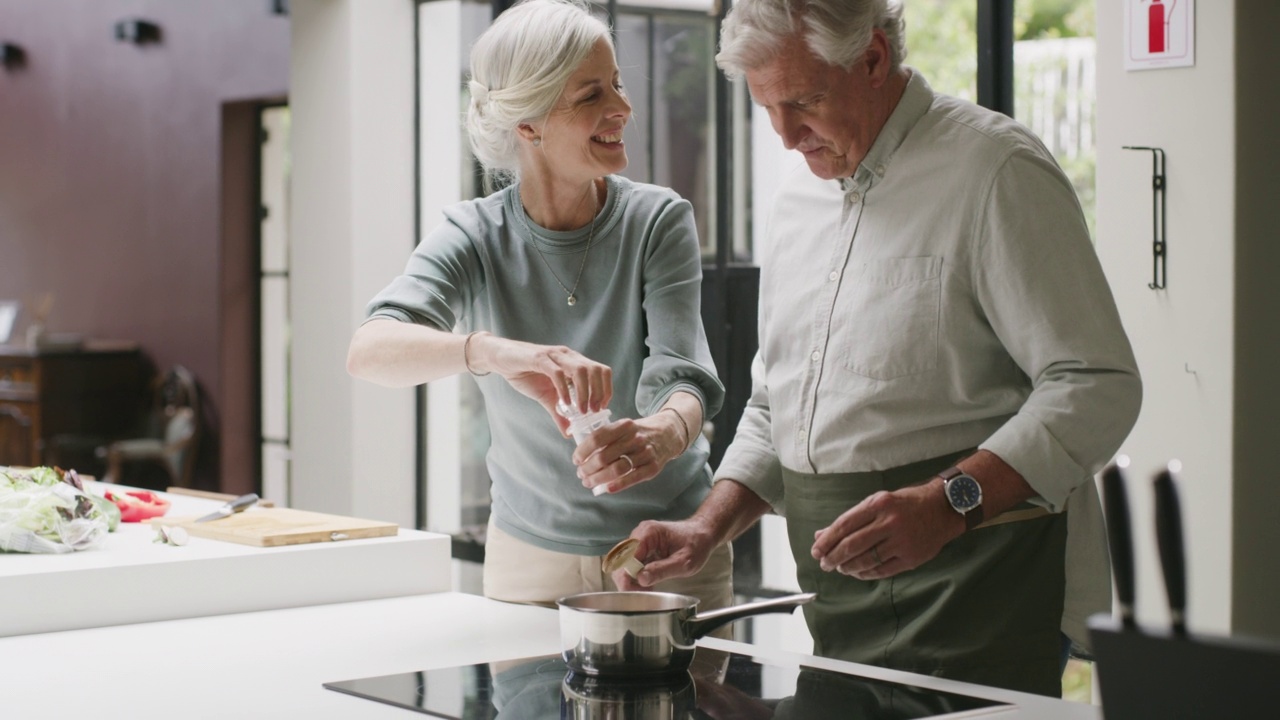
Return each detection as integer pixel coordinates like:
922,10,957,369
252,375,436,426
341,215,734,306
323,647,1013,719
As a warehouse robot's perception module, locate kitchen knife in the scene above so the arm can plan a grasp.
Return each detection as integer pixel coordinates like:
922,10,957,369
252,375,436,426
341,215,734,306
1153,468,1188,637
1101,463,1137,629
195,493,259,523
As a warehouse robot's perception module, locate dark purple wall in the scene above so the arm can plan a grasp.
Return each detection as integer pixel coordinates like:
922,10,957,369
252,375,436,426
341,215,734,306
0,0,289,488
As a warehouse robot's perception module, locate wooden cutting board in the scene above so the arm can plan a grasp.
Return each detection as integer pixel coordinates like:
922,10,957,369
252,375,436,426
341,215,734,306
149,508,398,547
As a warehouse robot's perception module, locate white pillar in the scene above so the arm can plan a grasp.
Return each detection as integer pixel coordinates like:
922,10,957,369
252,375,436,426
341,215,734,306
289,0,417,525
417,0,468,538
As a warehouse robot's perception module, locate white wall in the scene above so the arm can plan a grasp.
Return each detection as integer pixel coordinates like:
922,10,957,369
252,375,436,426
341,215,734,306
1098,1,1279,641
289,0,417,526
1097,0,1235,637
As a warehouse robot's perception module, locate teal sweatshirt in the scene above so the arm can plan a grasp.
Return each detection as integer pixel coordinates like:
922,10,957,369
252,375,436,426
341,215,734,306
366,175,725,555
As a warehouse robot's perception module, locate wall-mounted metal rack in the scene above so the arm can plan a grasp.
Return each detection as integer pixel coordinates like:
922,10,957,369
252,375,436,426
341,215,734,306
1123,146,1167,290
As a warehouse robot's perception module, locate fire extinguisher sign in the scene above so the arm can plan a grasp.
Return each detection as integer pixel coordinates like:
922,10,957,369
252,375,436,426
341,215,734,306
1126,0,1195,71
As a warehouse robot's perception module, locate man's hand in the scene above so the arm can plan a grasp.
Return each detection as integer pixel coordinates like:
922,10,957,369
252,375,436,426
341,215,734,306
612,479,771,590
611,517,719,589
810,450,1036,580
810,480,963,581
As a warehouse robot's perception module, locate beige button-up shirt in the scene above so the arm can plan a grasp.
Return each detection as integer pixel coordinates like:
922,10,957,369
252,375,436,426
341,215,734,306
717,72,1142,647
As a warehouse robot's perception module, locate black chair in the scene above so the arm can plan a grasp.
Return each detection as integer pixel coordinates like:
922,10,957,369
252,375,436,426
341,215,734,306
97,366,200,488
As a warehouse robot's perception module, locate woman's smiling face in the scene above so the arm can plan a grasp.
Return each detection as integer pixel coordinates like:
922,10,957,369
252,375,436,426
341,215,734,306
532,38,632,182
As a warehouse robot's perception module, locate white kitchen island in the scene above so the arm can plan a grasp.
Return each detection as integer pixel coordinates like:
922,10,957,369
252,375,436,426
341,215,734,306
1,484,1101,718
0,591,1101,719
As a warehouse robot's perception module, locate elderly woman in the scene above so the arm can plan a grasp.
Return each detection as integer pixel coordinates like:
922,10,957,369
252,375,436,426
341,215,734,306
347,0,732,611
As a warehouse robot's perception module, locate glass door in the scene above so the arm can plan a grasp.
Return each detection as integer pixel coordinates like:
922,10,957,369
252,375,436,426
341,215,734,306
259,105,292,506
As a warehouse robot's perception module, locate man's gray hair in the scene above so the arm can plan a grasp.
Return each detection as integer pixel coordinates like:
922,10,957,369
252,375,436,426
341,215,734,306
716,0,906,79
465,0,612,184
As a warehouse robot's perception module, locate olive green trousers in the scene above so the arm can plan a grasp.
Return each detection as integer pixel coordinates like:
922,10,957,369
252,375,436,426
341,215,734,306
782,450,1067,697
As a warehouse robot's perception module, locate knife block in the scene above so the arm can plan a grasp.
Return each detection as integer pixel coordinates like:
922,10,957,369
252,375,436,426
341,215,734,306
1089,616,1280,718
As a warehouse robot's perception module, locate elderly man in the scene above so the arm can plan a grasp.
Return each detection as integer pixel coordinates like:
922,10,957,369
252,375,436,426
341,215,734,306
614,0,1141,697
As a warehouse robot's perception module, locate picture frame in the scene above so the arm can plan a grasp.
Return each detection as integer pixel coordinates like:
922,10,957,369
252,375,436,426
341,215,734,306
0,300,19,344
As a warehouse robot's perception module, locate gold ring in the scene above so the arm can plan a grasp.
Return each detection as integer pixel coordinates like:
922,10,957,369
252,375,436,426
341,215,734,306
871,545,883,566
619,454,635,475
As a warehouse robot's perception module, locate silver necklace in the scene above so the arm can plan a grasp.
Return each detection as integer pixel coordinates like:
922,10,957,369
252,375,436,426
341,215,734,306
529,185,599,307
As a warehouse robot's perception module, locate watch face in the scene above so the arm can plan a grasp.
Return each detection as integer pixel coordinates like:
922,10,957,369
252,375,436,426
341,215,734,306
946,474,982,512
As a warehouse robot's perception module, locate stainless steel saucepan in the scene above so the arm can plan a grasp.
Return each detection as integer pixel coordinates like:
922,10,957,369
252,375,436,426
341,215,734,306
557,591,816,676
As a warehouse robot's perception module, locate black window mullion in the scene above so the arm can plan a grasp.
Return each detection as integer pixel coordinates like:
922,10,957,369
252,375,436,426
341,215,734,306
491,0,515,18
712,0,732,271
646,14,656,182
976,0,1014,116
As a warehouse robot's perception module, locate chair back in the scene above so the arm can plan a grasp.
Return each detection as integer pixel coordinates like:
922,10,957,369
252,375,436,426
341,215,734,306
156,366,198,415
162,405,198,484
95,365,202,489
156,367,199,487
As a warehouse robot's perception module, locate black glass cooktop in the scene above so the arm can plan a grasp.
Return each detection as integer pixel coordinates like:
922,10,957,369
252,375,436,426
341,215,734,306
323,648,1012,719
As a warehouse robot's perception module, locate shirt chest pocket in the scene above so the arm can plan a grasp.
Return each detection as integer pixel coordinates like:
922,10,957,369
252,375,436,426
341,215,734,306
838,256,941,381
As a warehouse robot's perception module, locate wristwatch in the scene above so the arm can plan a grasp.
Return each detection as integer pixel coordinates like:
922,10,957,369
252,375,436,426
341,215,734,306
940,467,984,531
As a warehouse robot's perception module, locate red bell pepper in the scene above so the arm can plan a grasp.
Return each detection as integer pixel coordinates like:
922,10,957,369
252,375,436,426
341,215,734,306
104,490,171,522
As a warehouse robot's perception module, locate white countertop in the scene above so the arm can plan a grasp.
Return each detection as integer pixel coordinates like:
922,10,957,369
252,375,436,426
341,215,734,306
2,482,451,637
0,592,1101,719
1,480,1100,717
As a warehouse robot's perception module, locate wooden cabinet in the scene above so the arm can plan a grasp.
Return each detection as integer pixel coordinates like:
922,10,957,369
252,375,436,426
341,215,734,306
0,344,147,468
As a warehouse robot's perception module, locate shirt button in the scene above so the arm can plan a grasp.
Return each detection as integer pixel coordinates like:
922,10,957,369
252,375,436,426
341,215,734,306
875,164,886,177
828,271,839,282
811,350,822,363
849,191,861,203
798,428,808,441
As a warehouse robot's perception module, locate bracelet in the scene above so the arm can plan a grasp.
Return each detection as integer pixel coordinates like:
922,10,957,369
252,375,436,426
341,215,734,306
660,407,692,452
463,331,490,376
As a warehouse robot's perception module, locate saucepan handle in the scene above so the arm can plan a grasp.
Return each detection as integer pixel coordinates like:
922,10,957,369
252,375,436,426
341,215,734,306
684,592,816,640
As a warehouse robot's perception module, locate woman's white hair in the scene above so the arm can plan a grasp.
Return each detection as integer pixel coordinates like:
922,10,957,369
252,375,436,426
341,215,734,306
465,0,612,184
716,0,906,79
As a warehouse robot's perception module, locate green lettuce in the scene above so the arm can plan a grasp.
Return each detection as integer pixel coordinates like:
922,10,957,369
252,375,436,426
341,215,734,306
0,466,111,553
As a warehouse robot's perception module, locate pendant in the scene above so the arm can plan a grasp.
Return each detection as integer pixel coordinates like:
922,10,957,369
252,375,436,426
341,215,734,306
567,295,577,306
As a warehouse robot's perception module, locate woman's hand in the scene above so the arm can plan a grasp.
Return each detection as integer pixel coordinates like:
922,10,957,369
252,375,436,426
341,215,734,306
573,393,700,495
573,412,685,495
467,332,612,432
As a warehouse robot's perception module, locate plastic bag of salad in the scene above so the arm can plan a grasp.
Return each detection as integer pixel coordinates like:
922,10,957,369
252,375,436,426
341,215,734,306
0,466,111,554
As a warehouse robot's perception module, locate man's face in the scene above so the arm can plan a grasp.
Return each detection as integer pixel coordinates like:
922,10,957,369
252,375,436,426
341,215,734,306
746,33,887,181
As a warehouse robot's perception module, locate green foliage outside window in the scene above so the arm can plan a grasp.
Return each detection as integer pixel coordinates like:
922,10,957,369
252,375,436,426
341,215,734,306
903,0,1096,238
902,0,978,102
1015,0,1095,40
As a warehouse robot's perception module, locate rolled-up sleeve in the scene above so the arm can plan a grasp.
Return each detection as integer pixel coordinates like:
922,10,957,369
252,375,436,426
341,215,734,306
364,216,484,332
975,151,1143,510
634,199,725,419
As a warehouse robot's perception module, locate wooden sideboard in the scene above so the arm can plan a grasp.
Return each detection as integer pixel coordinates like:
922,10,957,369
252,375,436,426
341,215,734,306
0,343,148,468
